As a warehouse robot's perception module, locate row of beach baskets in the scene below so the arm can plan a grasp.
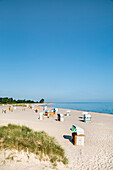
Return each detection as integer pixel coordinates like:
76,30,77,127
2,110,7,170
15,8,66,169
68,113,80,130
38,109,71,122
38,112,65,121
38,109,92,146
39,110,91,123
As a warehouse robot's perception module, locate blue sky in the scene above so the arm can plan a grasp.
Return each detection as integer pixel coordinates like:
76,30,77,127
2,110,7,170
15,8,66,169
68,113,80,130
0,0,113,102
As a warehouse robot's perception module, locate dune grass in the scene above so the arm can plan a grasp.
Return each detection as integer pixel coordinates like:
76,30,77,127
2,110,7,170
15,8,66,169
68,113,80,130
0,124,68,166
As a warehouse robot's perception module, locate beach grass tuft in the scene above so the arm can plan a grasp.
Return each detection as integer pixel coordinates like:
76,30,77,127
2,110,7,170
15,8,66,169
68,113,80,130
0,124,68,166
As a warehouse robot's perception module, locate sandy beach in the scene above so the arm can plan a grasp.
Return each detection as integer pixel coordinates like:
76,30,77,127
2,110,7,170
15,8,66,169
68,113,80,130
0,105,113,170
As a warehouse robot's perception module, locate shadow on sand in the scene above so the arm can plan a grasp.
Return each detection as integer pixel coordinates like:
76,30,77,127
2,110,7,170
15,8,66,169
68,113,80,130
79,119,85,122
63,135,72,143
79,116,83,119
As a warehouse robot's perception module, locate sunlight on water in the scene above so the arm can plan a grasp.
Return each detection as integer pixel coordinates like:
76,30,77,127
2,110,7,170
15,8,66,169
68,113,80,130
51,102,113,114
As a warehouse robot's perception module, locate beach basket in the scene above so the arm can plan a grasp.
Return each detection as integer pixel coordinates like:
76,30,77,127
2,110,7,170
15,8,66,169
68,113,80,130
22,107,25,111
66,110,71,116
84,114,91,122
2,109,6,114
39,112,44,120
35,109,38,113
70,125,85,146
72,133,85,146
10,108,13,112
57,114,64,121
48,112,54,118
45,110,48,116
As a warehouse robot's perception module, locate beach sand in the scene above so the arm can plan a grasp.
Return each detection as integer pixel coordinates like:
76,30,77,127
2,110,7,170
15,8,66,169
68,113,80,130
0,106,113,170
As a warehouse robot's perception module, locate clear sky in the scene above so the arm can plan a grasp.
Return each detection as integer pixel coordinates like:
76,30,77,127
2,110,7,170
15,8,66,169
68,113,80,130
0,0,113,102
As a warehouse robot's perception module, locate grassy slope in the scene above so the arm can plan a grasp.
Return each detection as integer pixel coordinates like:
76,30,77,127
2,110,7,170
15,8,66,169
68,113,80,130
0,124,68,166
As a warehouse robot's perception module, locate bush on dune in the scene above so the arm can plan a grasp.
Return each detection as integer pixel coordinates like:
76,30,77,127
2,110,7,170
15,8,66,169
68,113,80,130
0,124,68,166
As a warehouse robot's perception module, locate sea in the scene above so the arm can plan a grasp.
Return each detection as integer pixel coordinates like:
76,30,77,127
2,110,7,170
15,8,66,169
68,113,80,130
48,102,113,115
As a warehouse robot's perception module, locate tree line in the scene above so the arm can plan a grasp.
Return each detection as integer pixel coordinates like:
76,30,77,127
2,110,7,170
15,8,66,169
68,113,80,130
0,97,44,104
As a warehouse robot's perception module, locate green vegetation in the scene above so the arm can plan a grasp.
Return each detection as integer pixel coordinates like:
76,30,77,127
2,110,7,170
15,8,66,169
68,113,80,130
0,124,68,166
0,97,44,104
39,98,44,103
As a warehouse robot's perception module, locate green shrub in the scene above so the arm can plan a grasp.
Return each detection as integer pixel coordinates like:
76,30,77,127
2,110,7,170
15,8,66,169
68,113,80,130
0,124,68,166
